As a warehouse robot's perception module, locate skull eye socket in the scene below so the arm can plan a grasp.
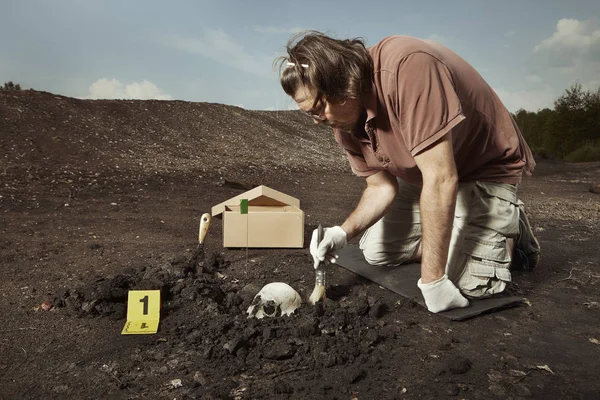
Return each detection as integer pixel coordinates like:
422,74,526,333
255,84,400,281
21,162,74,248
262,300,278,317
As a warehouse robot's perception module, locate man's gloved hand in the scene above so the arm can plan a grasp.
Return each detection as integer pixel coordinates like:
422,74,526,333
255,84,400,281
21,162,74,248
310,226,347,269
417,275,469,313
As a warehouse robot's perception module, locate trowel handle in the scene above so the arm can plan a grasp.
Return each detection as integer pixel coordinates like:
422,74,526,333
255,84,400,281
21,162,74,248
199,213,211,244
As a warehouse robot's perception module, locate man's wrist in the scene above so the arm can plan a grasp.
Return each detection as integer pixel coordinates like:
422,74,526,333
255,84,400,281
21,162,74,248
339,223,353,241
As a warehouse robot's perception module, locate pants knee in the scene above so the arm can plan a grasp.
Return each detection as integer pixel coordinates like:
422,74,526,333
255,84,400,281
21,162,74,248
361,243,417,267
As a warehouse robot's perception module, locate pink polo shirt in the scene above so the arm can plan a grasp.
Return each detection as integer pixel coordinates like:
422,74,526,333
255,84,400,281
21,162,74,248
334,35,535,185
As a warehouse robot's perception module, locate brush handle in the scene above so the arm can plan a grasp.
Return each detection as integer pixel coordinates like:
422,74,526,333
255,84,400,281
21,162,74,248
315,224,326,280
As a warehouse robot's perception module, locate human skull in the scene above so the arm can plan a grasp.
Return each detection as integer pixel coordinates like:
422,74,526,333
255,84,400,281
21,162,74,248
246,282,301,319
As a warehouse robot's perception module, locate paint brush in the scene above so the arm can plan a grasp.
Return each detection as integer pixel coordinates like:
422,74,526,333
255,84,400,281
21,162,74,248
308,224,326,305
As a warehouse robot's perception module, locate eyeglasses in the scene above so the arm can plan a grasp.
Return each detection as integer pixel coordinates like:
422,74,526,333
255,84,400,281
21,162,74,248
301,99,327,121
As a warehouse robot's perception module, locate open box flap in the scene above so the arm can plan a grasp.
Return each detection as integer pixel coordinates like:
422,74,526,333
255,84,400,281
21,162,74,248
211,185,300,217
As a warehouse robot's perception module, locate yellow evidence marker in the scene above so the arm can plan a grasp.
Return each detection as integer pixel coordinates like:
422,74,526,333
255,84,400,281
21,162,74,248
121,290,161,334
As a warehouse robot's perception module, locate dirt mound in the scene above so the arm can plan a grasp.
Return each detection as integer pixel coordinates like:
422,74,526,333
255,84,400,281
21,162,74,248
45,245,395,398
0,90,347,184
51,248,230,319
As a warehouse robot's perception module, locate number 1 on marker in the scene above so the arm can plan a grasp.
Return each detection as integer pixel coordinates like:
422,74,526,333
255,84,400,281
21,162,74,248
140,295,149,315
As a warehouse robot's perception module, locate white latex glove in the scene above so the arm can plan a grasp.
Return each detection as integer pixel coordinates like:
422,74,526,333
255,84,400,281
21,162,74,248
310,226,347,269
417,275,469,313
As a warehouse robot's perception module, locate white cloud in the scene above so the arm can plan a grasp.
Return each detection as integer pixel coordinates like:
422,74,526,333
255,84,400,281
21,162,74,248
160,29,273,77
534,18,600,53
87,78,172,100
533,18,600,68
504,30,516,37
521,17,600,110
252,26,305,35
493,86,557,113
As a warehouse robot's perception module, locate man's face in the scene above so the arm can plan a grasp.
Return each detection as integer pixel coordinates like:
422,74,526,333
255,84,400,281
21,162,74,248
293,85,363,131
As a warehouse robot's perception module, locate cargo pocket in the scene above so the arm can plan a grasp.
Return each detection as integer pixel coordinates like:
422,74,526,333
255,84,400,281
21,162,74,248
456,238,512,298
471,182,519,238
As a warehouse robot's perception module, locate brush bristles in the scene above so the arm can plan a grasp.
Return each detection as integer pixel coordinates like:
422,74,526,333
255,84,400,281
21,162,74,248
308,284,326,305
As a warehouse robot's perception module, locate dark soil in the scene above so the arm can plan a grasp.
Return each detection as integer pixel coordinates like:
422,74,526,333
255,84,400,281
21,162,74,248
1,90,599,399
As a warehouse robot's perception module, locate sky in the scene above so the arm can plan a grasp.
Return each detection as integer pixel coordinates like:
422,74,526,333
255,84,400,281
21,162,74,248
1,0,599,113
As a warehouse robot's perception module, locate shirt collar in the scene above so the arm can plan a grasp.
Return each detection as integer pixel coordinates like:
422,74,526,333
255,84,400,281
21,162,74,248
361,85,378,125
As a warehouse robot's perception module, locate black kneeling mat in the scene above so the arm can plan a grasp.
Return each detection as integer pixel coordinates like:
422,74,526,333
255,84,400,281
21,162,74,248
336,245,523,321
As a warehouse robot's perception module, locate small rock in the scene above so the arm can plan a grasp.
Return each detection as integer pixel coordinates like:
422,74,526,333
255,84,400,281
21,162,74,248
169,378,183,388
40,300,53,311
589,183,600,194
509,369,527,377
448,356,472,374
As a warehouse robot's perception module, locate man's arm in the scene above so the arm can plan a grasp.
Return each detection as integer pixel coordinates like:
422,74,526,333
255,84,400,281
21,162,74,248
341,170,399,241
413,134,458,283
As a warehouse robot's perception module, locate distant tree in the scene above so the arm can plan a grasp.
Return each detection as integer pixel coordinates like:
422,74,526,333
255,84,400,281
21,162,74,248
513,82,600,161
0,81,22,91
546,82,599,157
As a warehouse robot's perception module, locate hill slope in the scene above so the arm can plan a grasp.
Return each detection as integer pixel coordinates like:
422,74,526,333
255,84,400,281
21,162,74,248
0,90,348,183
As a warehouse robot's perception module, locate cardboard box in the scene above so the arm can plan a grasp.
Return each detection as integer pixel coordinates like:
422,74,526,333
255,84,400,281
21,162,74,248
211,185,304,248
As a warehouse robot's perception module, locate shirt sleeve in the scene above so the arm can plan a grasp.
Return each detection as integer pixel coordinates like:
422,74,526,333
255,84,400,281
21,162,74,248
393,52,465,156
333,129,378,177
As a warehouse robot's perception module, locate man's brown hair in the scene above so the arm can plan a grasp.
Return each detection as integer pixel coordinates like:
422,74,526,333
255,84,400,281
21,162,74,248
275,31,373,109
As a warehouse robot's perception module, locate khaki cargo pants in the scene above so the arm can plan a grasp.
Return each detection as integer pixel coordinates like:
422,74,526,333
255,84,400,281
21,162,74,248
359,179,520,298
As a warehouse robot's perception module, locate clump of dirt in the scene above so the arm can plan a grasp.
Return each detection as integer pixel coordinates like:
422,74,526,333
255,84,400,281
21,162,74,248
52,249,231,320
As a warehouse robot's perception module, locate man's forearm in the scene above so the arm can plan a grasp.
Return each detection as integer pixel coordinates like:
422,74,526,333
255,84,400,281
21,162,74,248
341,176,398,240
419,178,457,283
